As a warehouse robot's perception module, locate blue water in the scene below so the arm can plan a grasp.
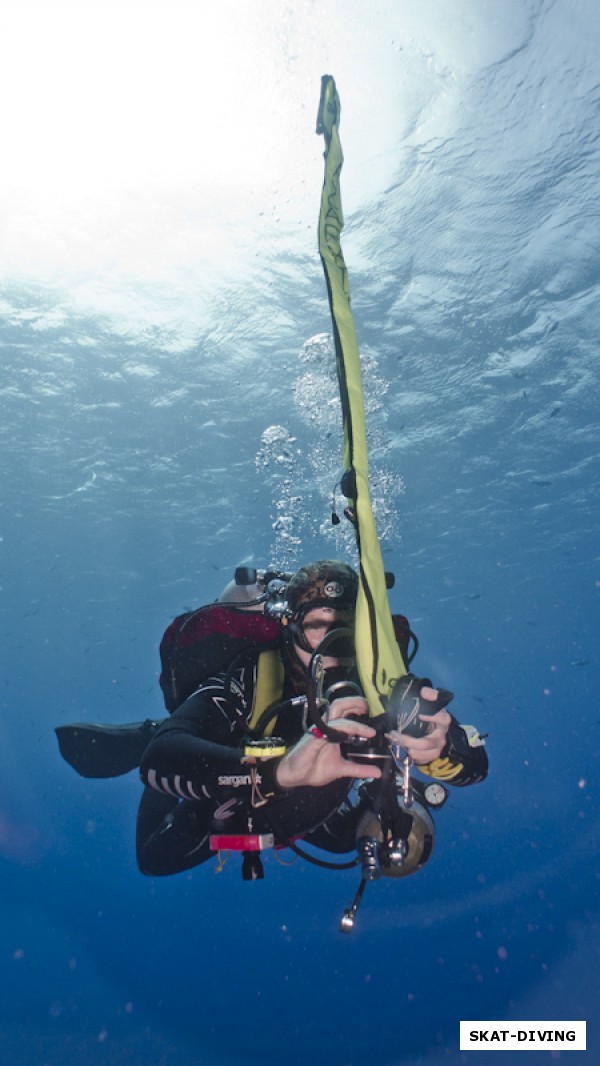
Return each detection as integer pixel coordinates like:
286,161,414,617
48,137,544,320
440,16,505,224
1,1,598,1063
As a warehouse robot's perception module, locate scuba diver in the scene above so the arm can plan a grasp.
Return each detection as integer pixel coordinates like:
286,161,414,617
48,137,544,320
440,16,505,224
55,557,488,926
56,78,490,929
135,560,488,889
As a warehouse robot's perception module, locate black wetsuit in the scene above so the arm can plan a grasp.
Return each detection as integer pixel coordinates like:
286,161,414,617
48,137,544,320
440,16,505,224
137,650,488,877
137,654,354,875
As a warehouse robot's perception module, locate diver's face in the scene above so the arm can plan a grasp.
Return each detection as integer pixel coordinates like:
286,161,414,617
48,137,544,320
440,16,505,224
293,606,353,668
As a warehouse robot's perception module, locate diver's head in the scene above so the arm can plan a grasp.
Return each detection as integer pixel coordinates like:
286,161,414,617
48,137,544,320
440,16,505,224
285,560,358,663
286,559,358,617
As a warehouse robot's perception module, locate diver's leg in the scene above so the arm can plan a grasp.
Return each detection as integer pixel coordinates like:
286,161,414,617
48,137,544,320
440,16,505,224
136,786,213,876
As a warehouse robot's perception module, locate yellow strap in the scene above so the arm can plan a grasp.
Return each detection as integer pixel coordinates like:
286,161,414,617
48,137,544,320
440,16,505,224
317,75,406,718
247,649,285,734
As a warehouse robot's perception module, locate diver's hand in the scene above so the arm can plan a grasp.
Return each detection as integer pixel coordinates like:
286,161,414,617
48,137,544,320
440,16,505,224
398,687,451,763
327,694,369,721
275,698,381,788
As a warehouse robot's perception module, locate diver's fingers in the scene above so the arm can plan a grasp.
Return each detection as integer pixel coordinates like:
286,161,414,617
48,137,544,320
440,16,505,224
420,686,439,701
327,696,369,720
418,709,452,727
328,718,381,778
326,717,376,738
339,759,382,780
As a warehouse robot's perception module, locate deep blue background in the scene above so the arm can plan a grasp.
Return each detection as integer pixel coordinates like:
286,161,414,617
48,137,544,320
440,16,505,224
1,2,598,1064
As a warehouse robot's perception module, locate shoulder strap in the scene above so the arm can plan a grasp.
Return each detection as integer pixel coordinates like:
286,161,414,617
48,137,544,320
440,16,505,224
247,649,286,735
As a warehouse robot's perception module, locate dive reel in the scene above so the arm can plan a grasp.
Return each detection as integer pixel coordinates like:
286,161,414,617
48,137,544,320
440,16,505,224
306,635,451,933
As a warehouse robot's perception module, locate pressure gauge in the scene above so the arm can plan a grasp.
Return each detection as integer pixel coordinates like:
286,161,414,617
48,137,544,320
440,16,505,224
423,782,449,808
244,738,286,760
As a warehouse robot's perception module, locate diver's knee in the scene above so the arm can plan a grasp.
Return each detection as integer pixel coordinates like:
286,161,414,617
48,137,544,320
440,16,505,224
136,844,171,877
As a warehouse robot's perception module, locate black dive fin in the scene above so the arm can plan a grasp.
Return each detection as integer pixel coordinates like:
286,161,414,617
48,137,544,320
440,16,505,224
55,719,162,779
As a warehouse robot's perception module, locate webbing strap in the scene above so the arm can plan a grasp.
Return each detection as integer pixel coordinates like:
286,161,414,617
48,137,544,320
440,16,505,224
247,650,285,734
317,74,407,718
